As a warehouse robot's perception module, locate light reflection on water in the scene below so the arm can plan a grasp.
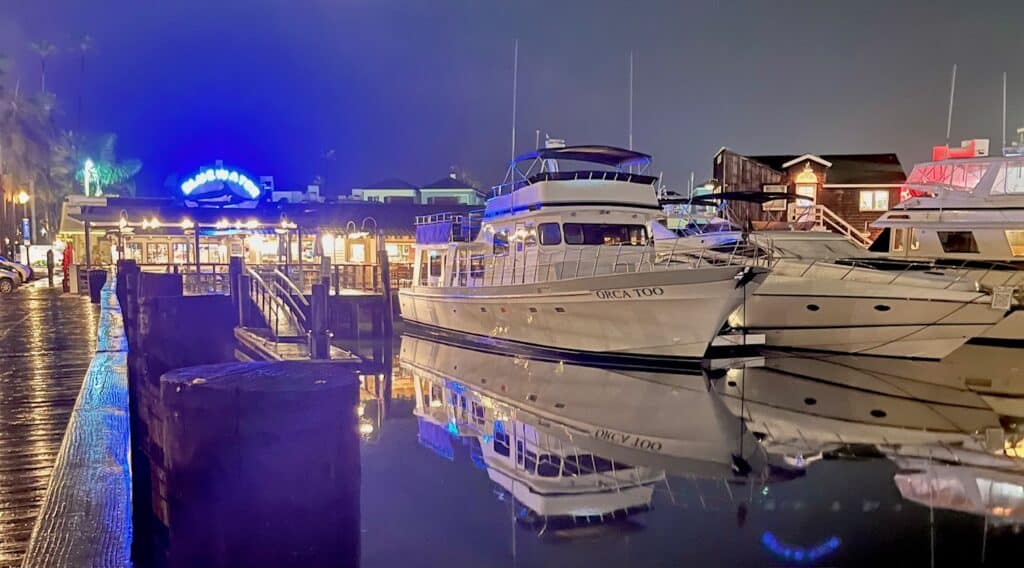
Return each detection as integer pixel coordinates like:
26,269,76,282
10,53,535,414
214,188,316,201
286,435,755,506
355,336,1024,567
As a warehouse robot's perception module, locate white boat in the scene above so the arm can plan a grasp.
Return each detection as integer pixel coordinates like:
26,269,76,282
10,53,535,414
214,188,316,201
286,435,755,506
872,138,1024,343
398,145,768,361
656,219,1011,359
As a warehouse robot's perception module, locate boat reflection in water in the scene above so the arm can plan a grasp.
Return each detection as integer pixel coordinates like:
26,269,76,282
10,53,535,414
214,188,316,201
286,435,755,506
396,333,1024,554
716,345,1024,525
400,334,800,532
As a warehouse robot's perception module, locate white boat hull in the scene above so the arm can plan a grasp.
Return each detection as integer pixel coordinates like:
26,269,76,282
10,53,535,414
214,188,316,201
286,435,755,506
734,275,1009,360
399,266,764,359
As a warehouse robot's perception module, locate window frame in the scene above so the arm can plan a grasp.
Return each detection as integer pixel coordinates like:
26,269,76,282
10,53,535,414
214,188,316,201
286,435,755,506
937,231,980,254
562,223,648,246
1005,230,1024,256
859,189,890,212
538,222,561,246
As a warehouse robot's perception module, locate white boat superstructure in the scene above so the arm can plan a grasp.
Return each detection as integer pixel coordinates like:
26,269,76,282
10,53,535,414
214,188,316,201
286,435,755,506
872,139,1024,342
398,145,768,360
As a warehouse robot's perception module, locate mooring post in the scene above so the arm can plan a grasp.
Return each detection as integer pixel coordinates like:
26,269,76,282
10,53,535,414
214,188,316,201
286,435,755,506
229,256,244,326
376,229,394,337
310,282,330,360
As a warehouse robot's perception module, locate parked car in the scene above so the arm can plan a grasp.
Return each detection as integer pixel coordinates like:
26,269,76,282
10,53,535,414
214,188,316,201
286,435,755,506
0,256,32,283
0,267,19,294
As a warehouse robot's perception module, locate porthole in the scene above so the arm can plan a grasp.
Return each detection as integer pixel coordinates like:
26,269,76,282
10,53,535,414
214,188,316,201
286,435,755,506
804,397,817,406
806,304,820,312
526,393,538,402
727,380,738,388
553,402,565,409
480,307,487,313
554,307,566,313
870,409,887,418
874,305,891,312
528,307,538,313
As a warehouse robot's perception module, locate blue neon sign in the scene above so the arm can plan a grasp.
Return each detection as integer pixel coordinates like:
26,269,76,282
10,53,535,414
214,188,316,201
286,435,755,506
180,167,261,200
761,532,841,563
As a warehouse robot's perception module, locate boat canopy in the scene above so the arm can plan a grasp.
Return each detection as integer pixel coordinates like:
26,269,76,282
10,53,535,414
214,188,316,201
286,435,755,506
672,191,813,207
512,145,652,170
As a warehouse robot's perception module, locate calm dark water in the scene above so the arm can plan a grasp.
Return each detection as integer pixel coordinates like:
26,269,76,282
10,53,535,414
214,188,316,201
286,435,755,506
132,330,1024,567
358,335,1024,568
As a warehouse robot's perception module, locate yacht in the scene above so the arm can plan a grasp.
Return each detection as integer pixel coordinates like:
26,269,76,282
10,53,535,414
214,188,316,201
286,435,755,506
398,145,768,361
872,138,1024,343
655,211,1012,359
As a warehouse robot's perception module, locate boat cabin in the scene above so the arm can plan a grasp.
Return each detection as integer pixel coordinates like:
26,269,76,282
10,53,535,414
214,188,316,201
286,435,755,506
410,146,666,288
871,139,1024,264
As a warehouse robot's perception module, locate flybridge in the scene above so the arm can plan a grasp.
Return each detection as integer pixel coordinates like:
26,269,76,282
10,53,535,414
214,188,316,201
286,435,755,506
491,145,657,196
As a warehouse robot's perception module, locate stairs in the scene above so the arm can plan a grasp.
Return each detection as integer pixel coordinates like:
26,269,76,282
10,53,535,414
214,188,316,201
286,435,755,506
788,204,872,247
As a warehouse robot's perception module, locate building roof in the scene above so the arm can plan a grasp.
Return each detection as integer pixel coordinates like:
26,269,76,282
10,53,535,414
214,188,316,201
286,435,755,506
357,177,418,190
748,153,906,185
421,174,476,191
65,197,475,237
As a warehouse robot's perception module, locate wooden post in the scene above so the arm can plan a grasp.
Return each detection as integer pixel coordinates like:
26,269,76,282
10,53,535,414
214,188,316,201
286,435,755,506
193,228,201,273
229,256,245,326
84,218,92,268
310,282,329,360
376,230,394,337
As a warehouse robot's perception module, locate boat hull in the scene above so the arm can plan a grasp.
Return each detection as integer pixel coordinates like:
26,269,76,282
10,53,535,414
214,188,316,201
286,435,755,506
735,276,1008,360
399,266,765,360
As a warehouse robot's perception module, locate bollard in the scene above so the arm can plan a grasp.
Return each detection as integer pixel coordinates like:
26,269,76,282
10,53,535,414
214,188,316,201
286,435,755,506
309,283,329,360
228,256,245,326
140,361,361,567
87,268,108,303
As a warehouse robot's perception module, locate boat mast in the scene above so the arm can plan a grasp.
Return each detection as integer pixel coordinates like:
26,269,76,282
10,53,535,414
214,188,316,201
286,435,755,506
1002,71,1008,150
946,64,957,145
628,50,635,151
511,39,519,159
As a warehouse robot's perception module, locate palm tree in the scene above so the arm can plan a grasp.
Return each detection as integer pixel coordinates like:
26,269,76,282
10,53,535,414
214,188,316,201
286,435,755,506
29,40,57,94
74,134,142,197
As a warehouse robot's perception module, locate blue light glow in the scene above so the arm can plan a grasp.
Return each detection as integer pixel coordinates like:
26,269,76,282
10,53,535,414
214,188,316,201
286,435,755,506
181,166,261,199
761,532,841,563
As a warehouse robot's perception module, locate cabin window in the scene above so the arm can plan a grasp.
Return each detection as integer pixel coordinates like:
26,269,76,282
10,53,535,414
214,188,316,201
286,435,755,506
1006,231,1024,256
428,251,442,277
937,231,980,254
470,255,485,279
418,253,429,285
992,161,1024,195
859,190,890,212
761,184,788,211
493,431,510,457
562,223,648,246
493,232,509,256
892,229,906,253
909,229,920,251
538,223,562,245
536,455,562,478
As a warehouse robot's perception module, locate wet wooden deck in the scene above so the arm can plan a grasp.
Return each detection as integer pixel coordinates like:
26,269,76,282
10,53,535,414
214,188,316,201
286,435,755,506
0,286,98,568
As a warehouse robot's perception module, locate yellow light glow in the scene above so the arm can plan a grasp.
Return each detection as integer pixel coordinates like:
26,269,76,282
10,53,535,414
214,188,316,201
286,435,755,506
245,219,259,230
358,422,375,435
181,218,195,230
215,218,229,230
16,191,30,205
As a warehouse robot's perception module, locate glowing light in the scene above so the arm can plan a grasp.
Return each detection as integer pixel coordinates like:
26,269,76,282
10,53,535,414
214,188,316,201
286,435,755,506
215,218,229,230
118,216,128,230
180,166,261,199
358,422,375,435
16,191,30,205
245,219,259,230
141,217,161,230
181,218,195,230
761,532,840,563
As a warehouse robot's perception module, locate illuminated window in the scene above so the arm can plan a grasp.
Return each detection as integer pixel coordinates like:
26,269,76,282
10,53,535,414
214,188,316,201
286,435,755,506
909,229,920,251
147,243,169,264
859,190,890,211
385,243,400,260
350,243,366,263
793,163,817,209
172,243,190,264
892,229,905,253
1006,231,1024,256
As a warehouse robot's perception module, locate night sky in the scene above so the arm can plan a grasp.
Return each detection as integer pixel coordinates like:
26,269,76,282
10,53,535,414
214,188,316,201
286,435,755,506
2,0,1023,196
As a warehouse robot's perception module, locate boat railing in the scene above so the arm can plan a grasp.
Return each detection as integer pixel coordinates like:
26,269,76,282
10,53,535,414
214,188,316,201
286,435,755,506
462,239,768,288
490,170,658,196
790,255,1022,292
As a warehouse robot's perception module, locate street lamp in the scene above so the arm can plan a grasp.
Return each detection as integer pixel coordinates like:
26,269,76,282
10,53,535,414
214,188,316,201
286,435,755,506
16,190,30,205
83,159,98,196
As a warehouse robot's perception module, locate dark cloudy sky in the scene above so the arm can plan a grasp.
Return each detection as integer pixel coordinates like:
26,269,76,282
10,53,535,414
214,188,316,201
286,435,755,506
1,0,1022,196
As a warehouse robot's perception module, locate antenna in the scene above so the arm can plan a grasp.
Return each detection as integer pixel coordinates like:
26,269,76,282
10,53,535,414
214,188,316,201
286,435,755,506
946,64,957,144
689,171,695,196
534,129,540,150
511,39,519,158
1002,72,1008,149
628,51,634,151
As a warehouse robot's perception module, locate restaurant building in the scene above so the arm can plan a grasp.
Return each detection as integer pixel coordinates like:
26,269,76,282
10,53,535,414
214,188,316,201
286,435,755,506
57,163,472,289
712,148,906,243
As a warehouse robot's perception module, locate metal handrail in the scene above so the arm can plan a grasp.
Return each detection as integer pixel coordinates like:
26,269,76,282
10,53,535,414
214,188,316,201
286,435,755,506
246,268,308,335
272,268,311,307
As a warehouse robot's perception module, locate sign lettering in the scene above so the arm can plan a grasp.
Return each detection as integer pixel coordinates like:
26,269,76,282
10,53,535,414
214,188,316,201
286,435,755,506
594,287,664,300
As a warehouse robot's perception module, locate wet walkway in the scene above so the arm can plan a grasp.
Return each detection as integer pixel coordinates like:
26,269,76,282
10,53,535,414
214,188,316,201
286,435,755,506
0,287,98,568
